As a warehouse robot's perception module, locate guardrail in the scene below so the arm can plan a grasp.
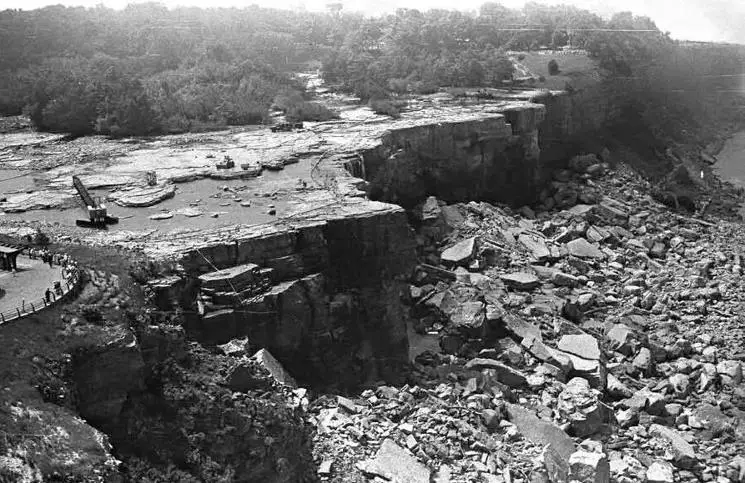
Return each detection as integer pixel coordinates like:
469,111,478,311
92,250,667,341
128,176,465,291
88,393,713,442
0,263,83,325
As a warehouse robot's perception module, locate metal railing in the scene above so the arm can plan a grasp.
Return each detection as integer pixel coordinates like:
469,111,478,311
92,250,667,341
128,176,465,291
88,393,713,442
0,263,83,325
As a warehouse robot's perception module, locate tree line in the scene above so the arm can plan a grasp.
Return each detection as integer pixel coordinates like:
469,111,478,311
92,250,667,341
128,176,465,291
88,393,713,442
0,2,741,138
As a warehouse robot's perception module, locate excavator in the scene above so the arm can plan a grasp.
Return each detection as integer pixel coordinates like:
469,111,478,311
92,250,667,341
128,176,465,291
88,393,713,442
72,175,119,228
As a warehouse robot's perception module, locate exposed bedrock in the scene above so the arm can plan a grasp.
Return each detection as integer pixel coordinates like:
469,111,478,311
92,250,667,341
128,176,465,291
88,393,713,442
362,87,617,209
142,89,617,389
149,204,417,389
533,88,620,167
363,105,545,208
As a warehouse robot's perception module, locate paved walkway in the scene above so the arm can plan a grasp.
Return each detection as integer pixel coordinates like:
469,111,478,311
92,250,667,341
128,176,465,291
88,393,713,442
0,255,63,317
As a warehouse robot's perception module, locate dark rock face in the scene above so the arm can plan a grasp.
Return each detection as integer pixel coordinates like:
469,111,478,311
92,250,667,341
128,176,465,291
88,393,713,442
116,346,314,483
175,207,417,389
71,327,145,431
363,109,545,208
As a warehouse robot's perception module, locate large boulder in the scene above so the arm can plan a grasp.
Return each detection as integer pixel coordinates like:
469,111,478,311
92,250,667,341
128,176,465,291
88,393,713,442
359,439,430,483
557,377,616,437
649,424,697,469
440,237,477,266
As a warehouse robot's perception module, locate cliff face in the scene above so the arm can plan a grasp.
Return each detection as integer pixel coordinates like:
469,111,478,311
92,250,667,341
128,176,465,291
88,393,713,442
158,200,417,389
140,90,620,390
360,86,618,209
363,104,546,208
71,327,145,431
533,86,621,168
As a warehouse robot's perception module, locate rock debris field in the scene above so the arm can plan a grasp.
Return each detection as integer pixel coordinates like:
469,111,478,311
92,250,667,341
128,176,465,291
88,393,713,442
303,162,745,483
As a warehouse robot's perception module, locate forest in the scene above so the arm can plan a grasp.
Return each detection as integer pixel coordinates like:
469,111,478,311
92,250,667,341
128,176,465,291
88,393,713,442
0,2,741,137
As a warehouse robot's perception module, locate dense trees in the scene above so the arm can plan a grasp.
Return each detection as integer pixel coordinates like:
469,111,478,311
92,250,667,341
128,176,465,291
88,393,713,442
0,1,720,137
0,3,332,135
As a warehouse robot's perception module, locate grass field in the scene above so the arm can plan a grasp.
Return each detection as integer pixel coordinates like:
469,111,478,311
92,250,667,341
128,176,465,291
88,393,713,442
512,49,601,90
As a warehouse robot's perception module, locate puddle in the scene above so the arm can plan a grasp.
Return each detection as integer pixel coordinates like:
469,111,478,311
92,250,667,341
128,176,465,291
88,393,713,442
1,159,317,232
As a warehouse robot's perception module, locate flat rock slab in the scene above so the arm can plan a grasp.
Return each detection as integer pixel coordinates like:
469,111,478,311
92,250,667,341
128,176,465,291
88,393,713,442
559,333,601,360
501,272,540,291
506,403,575,481
441,237,477,265
649,424,697,468
251,348,297,388
502,312,542,342
566,238,605,259
359,439,430,483
149,211,173,220
519,233,551,260
110,183,176,207
522,335,572,375
176,207,203,217
465,358,527,388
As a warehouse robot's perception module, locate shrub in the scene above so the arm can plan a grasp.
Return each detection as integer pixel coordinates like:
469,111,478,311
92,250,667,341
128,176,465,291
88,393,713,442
80,305,104,324
285,101,338,122
369,98,402,118
387,78,409,94
548,59,560,75
517,54,526,61
410,81,439,95
33,230,50,247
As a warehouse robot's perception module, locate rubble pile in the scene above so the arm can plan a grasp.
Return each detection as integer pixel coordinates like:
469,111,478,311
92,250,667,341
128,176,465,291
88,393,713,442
307,162,745,483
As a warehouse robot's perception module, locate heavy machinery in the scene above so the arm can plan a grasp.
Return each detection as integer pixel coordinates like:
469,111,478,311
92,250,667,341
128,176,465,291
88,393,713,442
72,175,119,228
216,155,235,169
270,122,303,133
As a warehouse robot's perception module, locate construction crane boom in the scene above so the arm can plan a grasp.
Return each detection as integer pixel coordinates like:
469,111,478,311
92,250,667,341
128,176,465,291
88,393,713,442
72,175,96,208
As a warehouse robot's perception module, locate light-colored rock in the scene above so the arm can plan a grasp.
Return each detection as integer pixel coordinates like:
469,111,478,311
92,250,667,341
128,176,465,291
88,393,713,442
522,335,573,376
500,272,541,291
251,348,297,388
649,424,697,469
605,324,637,356
557,377,615,437
110,183,176,207
149,211,173,220
559,333,601,360
565,353,607,389
217,337,250,357
359,439,430,483
506,403,575,482
441,237,477,266
606,373,633,399
519,233,551,261
646,461,674,483
465,358,528,388
632,347,653,375
567,238,605,259
568,450,610,483
717,360,743,386
668,373,690,397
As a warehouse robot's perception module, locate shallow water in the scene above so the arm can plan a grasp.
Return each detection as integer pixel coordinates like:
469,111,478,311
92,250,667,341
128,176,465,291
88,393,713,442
1,160,316,233
0,168,37,195
715,130,745,188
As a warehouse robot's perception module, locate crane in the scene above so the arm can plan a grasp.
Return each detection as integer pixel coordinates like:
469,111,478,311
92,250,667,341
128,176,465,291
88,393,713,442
72,175,119,228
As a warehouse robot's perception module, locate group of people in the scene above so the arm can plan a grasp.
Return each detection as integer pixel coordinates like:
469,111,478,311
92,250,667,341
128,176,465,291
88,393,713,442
27,248,70,268
26,249,81,303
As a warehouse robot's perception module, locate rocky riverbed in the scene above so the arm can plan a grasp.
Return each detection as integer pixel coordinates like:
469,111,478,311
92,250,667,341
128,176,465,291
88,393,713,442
297,161,745,483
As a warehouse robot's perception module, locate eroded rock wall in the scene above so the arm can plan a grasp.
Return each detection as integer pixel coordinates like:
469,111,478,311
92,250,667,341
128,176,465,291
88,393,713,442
532,86,621,168
169,205,417,389
363,105,546,207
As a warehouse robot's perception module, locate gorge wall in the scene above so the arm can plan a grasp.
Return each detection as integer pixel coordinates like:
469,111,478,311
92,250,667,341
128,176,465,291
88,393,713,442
148,200,417,390
361,84,618,209
142,85,617,389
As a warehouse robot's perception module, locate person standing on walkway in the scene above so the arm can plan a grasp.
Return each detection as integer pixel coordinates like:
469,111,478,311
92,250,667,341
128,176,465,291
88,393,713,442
45,288,51,303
